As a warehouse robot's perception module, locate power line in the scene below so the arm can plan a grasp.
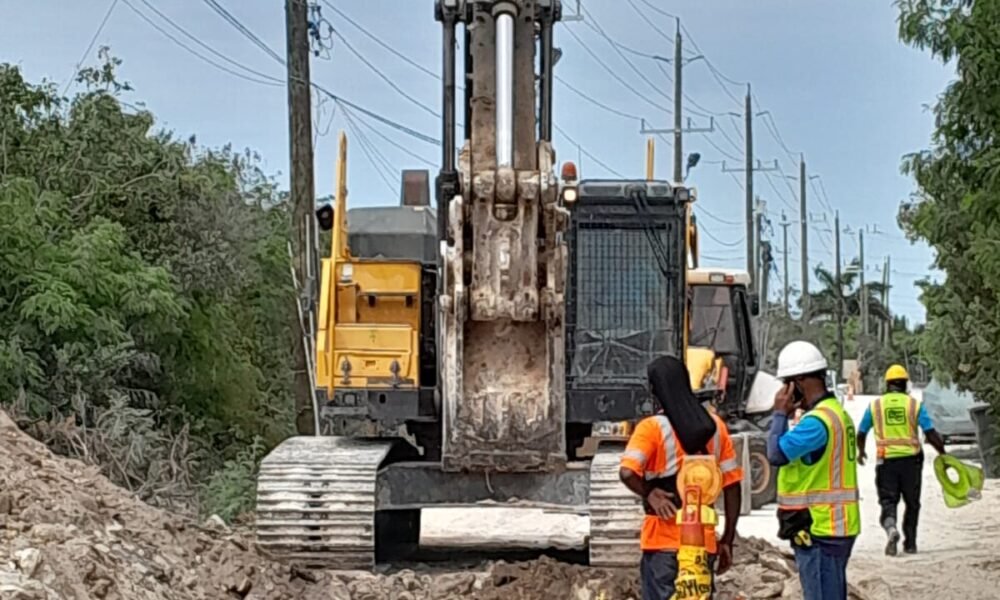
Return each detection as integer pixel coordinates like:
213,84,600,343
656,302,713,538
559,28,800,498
679,23,745,105
635,0,680,20
560,25,670,115
347,105,438,168
701,132,742,162
318,0,440,82
556,76,644,122
63,0,120,94
625,0,676,44
330,27,439,118
134,0,282,83
120,0,282,87
200,0,284,64
577,3,675,108
124,0,440,147
340,101,396,194
701,227,746,248
554,123,628,178
696,209,742,227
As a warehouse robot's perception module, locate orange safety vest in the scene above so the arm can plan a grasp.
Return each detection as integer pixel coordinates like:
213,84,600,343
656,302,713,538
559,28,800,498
621,412,744,553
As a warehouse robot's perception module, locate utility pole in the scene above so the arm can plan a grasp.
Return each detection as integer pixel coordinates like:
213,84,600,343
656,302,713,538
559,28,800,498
639,33,712,183
673,19,683,183
755,197,766,289
859,228,867,337
884,255,892,346
780,213,791,315
286,0,316,435
721,157,779,293
745,87,754,286
799,155,809,314
834,210,844,376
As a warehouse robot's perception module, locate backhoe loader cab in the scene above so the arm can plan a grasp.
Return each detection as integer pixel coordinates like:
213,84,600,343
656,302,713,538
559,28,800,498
687,268,759,419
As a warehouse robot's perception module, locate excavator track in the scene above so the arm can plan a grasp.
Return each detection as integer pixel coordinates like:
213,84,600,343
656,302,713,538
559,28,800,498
588,445,644,568
255,436,392,570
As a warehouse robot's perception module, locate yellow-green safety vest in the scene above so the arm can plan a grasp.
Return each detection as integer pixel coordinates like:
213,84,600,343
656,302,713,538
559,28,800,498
871,392,921,459
777,398,861,538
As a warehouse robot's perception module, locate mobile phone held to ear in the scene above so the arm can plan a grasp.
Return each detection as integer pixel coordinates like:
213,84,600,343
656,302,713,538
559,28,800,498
791,383,805,406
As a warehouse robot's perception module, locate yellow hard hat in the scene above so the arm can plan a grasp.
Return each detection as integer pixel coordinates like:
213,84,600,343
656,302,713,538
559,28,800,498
885,364,909,382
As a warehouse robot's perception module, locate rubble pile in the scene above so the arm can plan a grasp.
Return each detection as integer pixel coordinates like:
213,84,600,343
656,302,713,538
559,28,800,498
0,409,879,599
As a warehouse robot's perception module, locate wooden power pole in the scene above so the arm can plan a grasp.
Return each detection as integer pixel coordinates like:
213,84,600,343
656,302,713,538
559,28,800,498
286,0,317,435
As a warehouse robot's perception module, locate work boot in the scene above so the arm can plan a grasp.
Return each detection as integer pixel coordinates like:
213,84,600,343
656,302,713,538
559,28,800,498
885,526,901,556
903,543,917,555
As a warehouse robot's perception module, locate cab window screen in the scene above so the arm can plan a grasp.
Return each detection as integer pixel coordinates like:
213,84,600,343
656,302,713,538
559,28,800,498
570,223,682,384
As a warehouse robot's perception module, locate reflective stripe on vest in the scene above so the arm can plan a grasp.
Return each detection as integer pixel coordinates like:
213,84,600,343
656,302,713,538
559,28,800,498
776,399,860,538
643,415,727,480
871,393,921,458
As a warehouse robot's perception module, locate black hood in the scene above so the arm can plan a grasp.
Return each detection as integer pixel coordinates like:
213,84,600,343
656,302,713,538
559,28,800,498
647,355,717,455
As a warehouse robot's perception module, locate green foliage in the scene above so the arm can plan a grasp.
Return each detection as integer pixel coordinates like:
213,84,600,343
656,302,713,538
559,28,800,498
0,55,296,516
200,436,266,523
895,1,1000,414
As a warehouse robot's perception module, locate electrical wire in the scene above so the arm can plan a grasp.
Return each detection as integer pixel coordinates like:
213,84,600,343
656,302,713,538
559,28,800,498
339,101,396,194
635,0,680,20
63,0,120,94
134,0,283,83
348,106,438,168
124,0,441,148
120,0,283,87
555,76,644,122
318,0,441,82
330,27,439,118
200,0,284,64
577,3,675,107
561,24,671,114
696,209,742,227
701,227,745,248
554,123,628,178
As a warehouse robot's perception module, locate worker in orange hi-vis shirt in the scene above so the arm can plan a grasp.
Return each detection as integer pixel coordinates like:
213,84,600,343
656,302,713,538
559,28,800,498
620,356,745,600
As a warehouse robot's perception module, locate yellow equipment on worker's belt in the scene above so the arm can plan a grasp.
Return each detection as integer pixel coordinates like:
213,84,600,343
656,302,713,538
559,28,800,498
671,456,723,600
935,455,984,509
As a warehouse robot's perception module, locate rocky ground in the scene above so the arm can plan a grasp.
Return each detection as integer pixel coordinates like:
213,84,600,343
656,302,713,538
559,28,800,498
0,406,881,599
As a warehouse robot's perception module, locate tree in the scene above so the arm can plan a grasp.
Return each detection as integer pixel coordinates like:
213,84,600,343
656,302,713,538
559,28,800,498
804,263,890,328
0,55,297,516
895,1,1000,417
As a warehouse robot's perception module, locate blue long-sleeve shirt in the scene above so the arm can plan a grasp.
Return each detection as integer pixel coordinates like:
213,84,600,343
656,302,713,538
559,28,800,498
858,401,935,434
767,411,828,467
767,397,856,549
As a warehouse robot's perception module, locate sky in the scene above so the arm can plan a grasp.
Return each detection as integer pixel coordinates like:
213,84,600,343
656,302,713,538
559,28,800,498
1,0,954,323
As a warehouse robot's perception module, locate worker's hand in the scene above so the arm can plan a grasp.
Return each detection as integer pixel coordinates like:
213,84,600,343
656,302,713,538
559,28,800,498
857,449,867,466
772,383,797,416
716,540,733,575
645,488,678,520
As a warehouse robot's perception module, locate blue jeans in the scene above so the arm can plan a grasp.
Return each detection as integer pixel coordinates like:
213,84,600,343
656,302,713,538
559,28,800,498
640,551,716,600
793,541,854,600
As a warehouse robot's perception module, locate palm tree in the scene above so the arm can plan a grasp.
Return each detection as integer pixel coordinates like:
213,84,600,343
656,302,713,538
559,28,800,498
802,261,890,328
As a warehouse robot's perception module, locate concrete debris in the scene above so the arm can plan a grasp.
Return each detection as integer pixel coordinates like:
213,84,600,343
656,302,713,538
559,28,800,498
0,408,885,599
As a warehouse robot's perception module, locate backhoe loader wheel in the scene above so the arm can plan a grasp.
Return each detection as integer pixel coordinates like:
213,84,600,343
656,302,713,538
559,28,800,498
748,436,777,509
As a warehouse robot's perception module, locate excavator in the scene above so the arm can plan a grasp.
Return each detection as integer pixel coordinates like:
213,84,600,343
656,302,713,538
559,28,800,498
254,0,769,571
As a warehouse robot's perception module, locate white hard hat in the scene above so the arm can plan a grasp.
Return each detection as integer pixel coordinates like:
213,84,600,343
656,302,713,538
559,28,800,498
776,341,828,380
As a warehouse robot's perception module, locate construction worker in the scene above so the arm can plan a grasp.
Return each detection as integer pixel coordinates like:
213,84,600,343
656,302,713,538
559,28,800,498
767,341,859,600
620,355,744,600
856,364,946,556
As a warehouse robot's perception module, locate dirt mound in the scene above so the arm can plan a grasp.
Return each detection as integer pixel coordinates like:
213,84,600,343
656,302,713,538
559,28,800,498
0,410,326,599
0,409,880,599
